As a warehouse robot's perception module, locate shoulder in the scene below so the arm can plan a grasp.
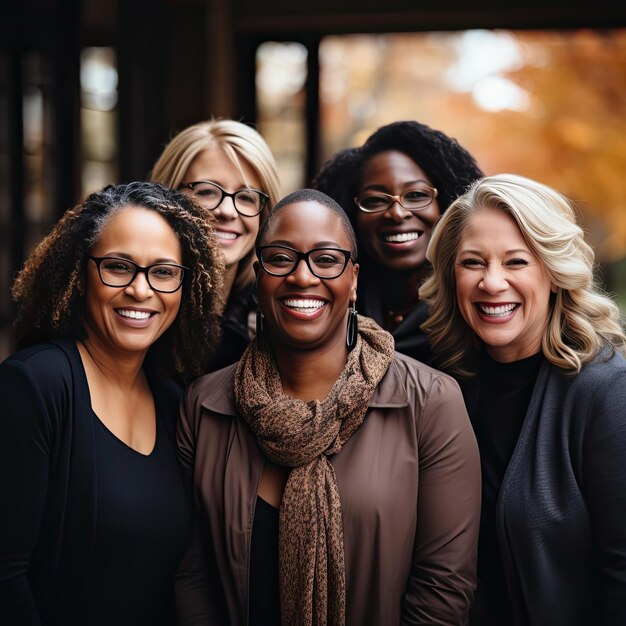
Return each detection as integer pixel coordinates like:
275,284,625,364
550,349,626,394
0,339,76,392
0,340,79,428
391,351,461,393
374,351,462,408
542,351,626,431
184,362,238,417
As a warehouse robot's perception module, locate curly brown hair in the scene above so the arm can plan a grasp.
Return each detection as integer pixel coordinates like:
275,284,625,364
12,181,225,382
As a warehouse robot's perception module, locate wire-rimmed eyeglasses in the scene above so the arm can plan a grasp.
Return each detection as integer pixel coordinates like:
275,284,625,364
354,186,438,213
89,256,189,293
179,180,269,217
257,245,354,279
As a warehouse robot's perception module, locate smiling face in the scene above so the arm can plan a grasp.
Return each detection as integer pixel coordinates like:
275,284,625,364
84,205,183,357
454,206,555,363
356,150,441,273
256,201,358,355
180,146,261,269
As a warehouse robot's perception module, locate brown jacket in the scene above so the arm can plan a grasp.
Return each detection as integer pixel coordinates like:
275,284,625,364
176,352,481,625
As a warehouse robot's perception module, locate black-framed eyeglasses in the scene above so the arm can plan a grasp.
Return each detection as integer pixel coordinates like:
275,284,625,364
257,245,353,279
88,257,189,293
355,186,438,213
178,180,269,217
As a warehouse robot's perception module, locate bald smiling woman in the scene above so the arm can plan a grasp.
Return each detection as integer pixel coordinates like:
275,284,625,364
175,189,481,626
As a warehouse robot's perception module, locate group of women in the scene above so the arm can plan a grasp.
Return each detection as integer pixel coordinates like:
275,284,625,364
1,115,625,626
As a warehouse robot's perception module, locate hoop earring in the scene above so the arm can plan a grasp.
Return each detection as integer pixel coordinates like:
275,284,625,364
346,301,358,351
256,309,265,336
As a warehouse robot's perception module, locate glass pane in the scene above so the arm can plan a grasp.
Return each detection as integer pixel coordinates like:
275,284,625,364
80,47,119,196
256,41,308,194
22,51,55,226
319,29,626,308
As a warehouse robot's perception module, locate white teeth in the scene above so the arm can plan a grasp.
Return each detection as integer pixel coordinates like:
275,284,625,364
118,309,151,320
478,303,517,317
216,231,237,240
384,232,420,243
283,298,326,311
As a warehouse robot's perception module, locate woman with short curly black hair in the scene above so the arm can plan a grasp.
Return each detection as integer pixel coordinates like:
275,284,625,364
313,120,483,363
0,181,224,625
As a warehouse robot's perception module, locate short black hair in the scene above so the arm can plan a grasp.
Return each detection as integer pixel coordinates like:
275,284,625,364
256,188,358,258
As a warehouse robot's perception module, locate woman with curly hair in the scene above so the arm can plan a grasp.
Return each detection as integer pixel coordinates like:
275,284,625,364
313,120,483,363
420,174,626,626
0,181,224,625
151,118,281,371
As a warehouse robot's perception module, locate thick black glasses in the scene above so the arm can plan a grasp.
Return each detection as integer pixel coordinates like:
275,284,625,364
179,180,269,217
257,245,353,279
89,257,188,293
355,186,438,213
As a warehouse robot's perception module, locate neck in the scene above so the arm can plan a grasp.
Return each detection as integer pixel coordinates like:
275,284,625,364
78,335,146,390
222,262,238,303
272,341,349,402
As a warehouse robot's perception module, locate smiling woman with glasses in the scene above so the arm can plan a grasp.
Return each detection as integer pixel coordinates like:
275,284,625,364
178,180,269,217
175,188,480,626
0,181,224,626
152,118,281,372
313,120,483,365
88,256,189,292
257,245,353,278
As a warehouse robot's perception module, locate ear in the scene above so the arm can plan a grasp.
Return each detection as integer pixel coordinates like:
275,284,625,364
351,262,359,303
551,282,558,294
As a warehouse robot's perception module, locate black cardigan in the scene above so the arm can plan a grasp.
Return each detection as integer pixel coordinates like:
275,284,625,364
0,338,183,625
462,349,626,626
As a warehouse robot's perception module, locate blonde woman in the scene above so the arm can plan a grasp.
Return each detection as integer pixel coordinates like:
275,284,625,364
421,173,626,626
152,119,281,371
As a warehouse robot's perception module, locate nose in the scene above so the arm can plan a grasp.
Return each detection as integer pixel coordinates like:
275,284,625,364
124,270,153,300
213,195,238,220
383,199,411,222
479,264,509,294
286,258,320,287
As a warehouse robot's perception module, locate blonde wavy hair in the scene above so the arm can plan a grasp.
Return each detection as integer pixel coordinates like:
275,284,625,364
150,119,281,291
420,173,626,377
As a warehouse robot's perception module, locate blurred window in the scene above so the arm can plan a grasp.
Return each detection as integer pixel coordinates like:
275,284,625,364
317,30,626,309
256,41,308,194
80,47,118,196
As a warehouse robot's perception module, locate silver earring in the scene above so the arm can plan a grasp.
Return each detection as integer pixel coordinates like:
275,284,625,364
346,300,358,350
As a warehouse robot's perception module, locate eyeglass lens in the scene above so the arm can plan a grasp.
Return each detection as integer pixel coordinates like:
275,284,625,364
96,257,184,292
259,246,349,278
189,181,264,216
357,188,436,212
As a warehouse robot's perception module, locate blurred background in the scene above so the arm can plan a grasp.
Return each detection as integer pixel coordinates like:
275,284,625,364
1,0,625,359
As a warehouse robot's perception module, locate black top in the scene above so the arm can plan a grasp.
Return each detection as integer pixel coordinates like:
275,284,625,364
358,270,433,365
249,496,281,626
468,351,544,626
0,339,192,626
88,412,192,625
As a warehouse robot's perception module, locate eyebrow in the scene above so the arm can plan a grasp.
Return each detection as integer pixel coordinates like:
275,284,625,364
360,179,431,192
101,252,182,264
457,248,531,256
264,240,345,249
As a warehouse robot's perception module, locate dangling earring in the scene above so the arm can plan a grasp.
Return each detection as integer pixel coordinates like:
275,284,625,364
256,309,265,336
346,300,358,351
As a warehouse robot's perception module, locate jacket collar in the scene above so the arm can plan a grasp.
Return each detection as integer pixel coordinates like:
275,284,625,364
200,355,408,415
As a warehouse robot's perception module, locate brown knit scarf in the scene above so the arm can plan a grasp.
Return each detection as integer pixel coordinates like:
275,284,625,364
234,315,394,626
